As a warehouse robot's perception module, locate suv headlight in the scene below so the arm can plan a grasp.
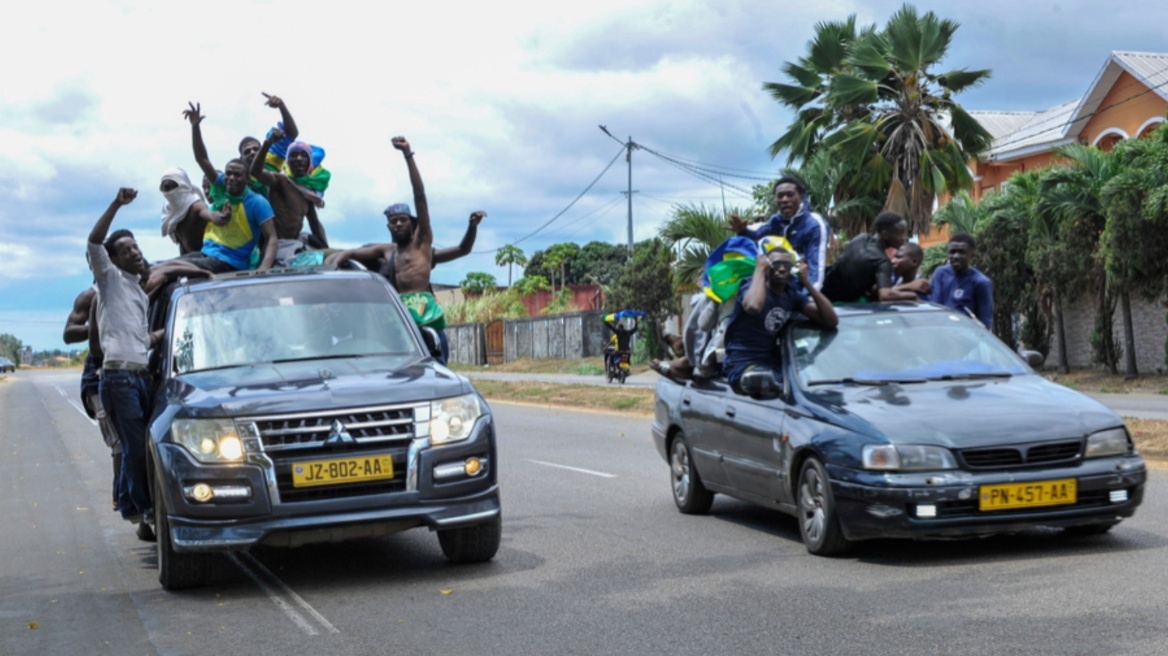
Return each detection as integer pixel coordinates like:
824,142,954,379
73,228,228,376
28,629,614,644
171,418,245,463
1085,427,1132,458
430,394,483,446
863,444,957,471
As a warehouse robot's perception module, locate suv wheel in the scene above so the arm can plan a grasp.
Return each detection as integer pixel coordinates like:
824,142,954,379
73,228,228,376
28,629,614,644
438,514,502,563
156,474,213,590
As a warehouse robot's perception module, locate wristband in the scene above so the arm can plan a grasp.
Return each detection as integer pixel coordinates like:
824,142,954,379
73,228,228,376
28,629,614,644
405,151,415,159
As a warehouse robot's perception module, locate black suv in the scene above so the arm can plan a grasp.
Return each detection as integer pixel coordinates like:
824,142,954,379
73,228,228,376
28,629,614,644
145,268,500,589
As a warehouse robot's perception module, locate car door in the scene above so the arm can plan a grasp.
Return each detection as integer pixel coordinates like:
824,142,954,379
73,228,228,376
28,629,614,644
713,386,790,507
679,379,733,488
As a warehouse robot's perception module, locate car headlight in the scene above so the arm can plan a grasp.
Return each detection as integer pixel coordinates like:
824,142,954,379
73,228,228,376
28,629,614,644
863,444,957,471
1085,427,1132,458
430,394,483,446
171,418,245,463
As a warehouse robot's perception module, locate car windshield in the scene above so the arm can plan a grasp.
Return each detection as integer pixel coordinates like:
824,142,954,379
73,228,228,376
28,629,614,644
170,278,421,374
791,309,1029,387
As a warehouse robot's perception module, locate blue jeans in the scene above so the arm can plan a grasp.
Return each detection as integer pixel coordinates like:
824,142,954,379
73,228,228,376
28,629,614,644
437,329,449,366
100,369,153,520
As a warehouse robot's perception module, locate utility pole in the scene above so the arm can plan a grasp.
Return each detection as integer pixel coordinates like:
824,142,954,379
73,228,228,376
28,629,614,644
599,126,637,258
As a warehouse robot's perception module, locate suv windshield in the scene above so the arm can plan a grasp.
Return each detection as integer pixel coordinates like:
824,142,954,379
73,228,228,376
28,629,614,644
170,278,420,374
792,310,1028,387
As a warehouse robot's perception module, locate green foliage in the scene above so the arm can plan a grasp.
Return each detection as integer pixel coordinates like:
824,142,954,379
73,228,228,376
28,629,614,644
765,3,992,235
514,275,551,297
459,272,498,295
606,239,679,362
541,288,576,315
0,333,22,365
658,203,749,293
932,190,988,235
921,243,948,278
571,241,627,286
494,244,528,286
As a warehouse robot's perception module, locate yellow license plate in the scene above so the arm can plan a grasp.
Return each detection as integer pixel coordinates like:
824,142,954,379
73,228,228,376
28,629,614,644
292,455,394,488
979,478,1077,511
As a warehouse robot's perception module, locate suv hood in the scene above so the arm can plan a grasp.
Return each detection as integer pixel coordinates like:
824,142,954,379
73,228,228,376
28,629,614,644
167,356,471,417
801,374,1122,447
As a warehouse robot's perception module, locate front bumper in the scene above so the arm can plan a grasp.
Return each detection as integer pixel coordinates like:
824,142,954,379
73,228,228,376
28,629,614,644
154,415,499,552
829,456,1146,541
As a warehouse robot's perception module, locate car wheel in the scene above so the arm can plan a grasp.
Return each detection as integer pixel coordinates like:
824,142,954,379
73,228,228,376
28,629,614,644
797,457,849,556
1064,521,1119,536
155,473,213,590
438,514,502,564
618,369,628,384
670,433,714,514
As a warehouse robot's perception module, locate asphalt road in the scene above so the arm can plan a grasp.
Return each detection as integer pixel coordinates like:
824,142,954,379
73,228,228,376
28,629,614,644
4,368,1168,655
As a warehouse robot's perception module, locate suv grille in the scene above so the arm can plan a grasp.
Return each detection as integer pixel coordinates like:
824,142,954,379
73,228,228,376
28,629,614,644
959,439,1083,470
243,403,425,503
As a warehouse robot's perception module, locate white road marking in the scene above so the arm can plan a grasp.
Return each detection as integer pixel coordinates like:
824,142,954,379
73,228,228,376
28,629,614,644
55,385,97,426
527,459,616,478
228,552,340,635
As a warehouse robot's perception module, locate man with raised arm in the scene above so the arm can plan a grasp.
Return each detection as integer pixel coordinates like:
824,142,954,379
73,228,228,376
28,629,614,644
234,92,299,198
88,188,162,541
725,176,830,289
327,137,484,363
250,127,328,263
183,101,278,272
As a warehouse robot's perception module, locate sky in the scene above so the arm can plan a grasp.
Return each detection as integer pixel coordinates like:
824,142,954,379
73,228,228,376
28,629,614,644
3,0,1167,352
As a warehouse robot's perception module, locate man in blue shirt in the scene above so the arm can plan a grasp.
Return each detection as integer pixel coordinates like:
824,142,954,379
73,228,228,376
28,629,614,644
722,247,838,392
725,176,830,289
930,232,994,329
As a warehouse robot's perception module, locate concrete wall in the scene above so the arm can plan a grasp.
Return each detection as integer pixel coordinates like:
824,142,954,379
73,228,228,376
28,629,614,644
1050,294,1167,374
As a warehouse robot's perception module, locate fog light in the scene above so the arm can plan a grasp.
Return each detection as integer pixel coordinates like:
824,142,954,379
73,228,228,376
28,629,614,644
182,484,252,503
1109,489,1129,503
915,504,938,518
189,483,213,502
434,462,465,480
464,458,483,476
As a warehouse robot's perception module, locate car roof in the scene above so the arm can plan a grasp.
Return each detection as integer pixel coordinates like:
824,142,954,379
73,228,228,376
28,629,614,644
167,267,384,296
828,301,955,318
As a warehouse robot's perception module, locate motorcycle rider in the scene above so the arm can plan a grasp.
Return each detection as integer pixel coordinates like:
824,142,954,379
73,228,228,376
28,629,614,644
603,316,638,377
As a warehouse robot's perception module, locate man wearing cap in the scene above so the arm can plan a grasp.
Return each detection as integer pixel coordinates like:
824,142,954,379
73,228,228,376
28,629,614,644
327,137,486,363
722,240,837,392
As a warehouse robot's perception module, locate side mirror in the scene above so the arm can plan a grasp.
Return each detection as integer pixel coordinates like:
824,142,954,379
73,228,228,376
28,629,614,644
420,327,443,359
740,369,781,399
1020,349,1044,369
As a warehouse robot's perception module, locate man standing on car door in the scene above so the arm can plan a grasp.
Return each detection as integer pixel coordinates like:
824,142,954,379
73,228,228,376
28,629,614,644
89,187,161,541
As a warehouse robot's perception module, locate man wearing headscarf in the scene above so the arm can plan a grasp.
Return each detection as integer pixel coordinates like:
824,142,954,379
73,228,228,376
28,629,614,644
250,128,329,263
159,168,220,255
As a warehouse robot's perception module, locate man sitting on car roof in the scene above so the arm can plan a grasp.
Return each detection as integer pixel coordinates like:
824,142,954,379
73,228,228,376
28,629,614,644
722,237,838,393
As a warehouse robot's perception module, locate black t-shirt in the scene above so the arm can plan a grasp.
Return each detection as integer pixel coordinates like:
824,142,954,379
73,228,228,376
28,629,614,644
821,233,893,303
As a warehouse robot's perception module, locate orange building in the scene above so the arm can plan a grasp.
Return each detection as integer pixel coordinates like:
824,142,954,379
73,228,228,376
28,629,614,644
923,51,1168,248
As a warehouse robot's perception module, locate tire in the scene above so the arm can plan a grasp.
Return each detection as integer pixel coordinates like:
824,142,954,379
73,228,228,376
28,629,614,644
797,457,849,556
1064,521,1119,536
618,369,628,384
670,433,714,514
438,514,502,563
155,473,213,590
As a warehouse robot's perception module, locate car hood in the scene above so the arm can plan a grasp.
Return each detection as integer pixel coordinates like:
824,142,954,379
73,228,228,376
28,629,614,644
165,355,471,417
800,374,1122,447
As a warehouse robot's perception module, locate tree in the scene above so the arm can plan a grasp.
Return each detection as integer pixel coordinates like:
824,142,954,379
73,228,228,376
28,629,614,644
1041,144,1123,375
658,203,741,293
514,275,551,297
932,190,988,236
605,239,679,362
765,4,993,235
494,244,528,286
527,242,581,291
781,145,884,239
570,241,626,286
0,333,22,366
459,272,498,296
978,174,1039,348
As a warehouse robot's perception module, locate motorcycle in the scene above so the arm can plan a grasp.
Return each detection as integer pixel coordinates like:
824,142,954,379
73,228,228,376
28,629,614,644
605,349,630,384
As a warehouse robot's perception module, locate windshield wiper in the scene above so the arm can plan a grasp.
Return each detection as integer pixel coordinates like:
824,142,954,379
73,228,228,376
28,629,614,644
807,377,927,386
931,372,1014,381
268,353,377,365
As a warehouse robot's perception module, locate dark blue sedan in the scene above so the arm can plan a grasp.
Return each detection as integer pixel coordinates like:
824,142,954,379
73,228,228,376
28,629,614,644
652,303,1146,555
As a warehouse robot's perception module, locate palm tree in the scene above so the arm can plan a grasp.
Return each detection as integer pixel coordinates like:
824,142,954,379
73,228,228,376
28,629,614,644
780,148,882,239
931,190,988,236
765,4,993,235
495,244,528,286
658,203,752,292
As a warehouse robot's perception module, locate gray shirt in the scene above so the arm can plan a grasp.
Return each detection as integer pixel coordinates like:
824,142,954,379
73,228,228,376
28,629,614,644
88,241,149,366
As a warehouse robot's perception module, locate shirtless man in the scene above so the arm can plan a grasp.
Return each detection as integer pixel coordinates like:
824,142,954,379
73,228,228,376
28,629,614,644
327,137,484,363
63,286,121,509
250,127,328,261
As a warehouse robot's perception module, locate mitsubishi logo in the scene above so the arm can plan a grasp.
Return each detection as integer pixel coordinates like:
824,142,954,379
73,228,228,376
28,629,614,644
325,419,356,446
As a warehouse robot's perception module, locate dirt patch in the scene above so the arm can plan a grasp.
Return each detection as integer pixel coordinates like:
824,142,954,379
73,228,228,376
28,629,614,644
1043,370,1168,395
451,357,650,377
